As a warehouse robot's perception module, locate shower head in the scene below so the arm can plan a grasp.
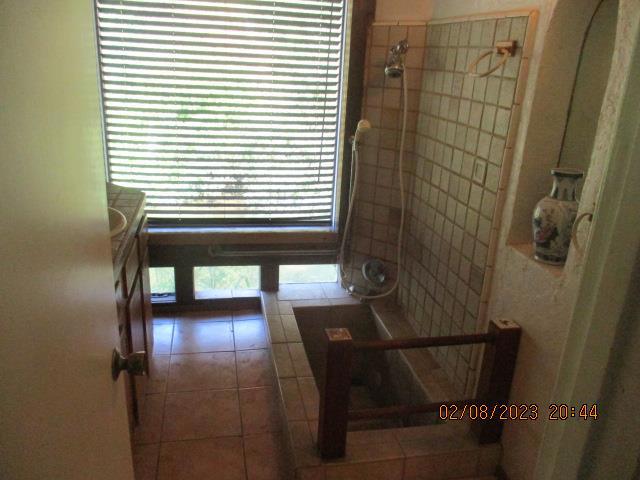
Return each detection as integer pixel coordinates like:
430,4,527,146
353,118,371,145
385,39,409,78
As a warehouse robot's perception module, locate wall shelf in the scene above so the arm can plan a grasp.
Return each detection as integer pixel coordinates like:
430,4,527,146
510,243,564,278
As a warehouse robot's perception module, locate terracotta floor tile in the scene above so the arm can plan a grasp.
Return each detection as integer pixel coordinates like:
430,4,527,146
239,386,282,434
153,315,175,325
233,309,263,321
133,443,159,480
134,394,165,445
171,321,234,354
236,349,273,388
177,310,233,322
162,389,241,441
168,352,237,392
157,437,246,480
135,308,310,479
243,433,289,480
403,451,479,480
234,319,268,350
153,323,174,355
147,355,170,394
325,459,403,480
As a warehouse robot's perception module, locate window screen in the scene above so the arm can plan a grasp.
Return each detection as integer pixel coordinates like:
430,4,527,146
95,0,346,225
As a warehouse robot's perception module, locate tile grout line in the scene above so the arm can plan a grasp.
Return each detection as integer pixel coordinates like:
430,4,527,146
144,309,276,478
233,327,251,480
153,315,174,480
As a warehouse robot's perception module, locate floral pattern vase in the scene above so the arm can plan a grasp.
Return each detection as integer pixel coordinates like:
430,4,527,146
532,168,584,265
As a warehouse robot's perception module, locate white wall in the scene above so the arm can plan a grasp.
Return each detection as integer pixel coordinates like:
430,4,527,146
432,0,542,19
375,0,433,22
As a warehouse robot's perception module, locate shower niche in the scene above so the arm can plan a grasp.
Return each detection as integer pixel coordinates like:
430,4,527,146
507,0,619,265
557,0,618,176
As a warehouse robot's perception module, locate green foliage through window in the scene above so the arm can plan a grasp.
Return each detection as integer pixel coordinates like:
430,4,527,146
194,266,260,291
149,267,175,294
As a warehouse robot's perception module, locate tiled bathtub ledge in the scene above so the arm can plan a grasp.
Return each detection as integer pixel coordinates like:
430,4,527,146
260,287,502,480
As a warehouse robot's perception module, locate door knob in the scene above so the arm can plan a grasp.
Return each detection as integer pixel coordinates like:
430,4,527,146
111,348,147,380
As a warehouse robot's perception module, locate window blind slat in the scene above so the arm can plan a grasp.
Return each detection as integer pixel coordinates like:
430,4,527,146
96,0,345,224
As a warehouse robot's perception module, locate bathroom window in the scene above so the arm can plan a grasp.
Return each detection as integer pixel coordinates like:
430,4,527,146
149,267,176,303
193,265,260,299
95,0,347,226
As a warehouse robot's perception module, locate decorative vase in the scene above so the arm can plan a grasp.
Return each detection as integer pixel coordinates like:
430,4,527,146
532,168,584,265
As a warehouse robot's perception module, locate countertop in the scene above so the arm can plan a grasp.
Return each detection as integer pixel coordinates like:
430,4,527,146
107,183,145,277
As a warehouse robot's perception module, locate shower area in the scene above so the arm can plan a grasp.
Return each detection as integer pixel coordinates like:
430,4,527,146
265,9,535,477
340,12,534,396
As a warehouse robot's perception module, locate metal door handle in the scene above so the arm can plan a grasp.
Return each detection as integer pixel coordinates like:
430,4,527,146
111,348,147,380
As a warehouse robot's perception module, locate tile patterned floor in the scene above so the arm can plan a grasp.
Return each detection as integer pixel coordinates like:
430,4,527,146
134,309,288,480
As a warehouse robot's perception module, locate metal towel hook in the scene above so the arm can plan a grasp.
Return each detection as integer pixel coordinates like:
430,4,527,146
468,40,518,78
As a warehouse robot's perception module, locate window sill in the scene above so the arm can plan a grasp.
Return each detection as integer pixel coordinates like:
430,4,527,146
148,225,339,246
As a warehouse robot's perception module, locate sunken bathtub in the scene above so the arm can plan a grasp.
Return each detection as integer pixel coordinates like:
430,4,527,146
261,291,503,480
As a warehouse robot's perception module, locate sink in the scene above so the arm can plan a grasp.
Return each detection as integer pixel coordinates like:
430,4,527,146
108,207,127,238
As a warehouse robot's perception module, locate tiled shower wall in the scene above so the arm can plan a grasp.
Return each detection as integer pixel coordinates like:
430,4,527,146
347,15,532,395
344,24,427,291
399,15,531,394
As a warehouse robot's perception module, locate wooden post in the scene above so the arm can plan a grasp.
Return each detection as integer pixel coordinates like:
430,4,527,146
260,263,279,292
317,328,353,459
174,264,194,305
472,319,522,444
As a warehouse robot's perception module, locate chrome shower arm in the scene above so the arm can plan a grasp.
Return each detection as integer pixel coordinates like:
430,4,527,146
390,39,409,55
385,39,409,79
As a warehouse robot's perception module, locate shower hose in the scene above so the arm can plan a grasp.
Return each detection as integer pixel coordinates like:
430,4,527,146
339,71,408,300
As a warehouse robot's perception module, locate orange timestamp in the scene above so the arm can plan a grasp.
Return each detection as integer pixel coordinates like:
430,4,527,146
439,403,599,421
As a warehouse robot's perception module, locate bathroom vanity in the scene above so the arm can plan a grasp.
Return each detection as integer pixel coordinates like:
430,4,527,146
107,183,153,434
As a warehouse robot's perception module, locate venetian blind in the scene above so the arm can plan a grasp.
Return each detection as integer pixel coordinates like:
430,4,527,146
95,0,345,224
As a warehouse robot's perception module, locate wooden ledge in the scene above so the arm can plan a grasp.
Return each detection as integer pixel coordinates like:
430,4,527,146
148,226,338,246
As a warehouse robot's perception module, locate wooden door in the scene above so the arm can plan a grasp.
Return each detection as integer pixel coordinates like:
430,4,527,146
0,1,134,478
127,272,147,419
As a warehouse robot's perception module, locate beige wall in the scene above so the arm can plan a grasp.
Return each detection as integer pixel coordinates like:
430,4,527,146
375,0,433,22
558,0,618,173
487,0,640,479
577,259,640,478
372,1,548,31
432,0,543,19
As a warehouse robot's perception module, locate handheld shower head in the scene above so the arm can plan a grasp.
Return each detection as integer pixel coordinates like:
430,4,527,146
385,39,409,78
353,119,371,145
